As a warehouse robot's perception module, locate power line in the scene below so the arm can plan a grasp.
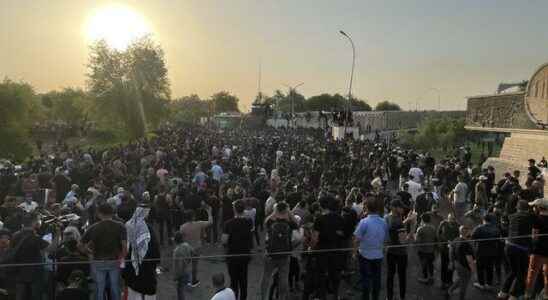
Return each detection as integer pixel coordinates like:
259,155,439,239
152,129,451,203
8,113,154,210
0,233,545,268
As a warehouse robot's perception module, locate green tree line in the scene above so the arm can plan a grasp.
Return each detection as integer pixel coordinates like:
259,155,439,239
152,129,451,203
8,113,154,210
0,35,402,160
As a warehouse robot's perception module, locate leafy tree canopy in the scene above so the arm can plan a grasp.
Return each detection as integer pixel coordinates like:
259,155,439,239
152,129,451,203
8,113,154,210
87,36,170,139
170,94,209,124
0,79,35,160
211,91,240,113
375,101,401,111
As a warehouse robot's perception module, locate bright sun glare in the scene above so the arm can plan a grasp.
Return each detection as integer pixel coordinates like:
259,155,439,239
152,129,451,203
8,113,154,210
86,5,150,50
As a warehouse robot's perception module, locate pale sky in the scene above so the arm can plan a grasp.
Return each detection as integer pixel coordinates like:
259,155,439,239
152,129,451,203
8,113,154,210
1,0,548,111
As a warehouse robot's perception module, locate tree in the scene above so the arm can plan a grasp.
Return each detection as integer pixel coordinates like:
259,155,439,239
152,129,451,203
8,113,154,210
211,91,240,113
87,36,170,139
305,93,345,111
351,97,372,111
375,101,401,111
170,94,209,124
0,79,35,160
41,88,92,129
401,117,467,151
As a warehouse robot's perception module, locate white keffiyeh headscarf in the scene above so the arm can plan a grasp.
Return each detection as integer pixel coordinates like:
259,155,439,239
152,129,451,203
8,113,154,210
125,206,151,276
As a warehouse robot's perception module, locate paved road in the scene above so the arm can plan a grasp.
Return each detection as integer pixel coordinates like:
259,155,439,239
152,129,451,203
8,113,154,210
152,193,501,299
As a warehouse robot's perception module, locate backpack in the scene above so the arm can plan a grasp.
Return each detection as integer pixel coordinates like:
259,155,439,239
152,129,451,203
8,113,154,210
267,219,292,256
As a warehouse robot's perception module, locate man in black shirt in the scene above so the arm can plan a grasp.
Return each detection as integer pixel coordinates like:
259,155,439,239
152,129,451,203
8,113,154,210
80,203,127,300
500,200,533,299
397,184,412,216
384,199,411,300
528,159,541,179
222,199,253,300
12,212,60,300
448,226,476,300
471,214,501,290
312,195,345,299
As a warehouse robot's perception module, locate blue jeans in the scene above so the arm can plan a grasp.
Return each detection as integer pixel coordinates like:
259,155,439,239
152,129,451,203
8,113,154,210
358,255,382,300
91,260,121,300
176,273,190,300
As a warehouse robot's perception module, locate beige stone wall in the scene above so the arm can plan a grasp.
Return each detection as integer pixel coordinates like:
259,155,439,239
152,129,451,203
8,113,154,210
267,111,465,131
466,92,537,129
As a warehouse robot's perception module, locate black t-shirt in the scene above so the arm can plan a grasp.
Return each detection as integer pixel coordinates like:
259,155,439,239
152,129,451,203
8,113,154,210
532,215,548,256
11,229,49,282
529,166,541,179
81,219,127,260
397,191,412,209
313,212,344,250
415,193,433,217
52,174,71,201
223,217,253,255
385,213,407,255
341,207,358,239
454,237,474,270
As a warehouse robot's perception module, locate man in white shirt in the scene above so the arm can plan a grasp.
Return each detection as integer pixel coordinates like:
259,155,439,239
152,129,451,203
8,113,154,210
265,192,277,217
451,175,469,223
210,273,236,300
409,163,424,184
18,197,38,213
405,176,423,202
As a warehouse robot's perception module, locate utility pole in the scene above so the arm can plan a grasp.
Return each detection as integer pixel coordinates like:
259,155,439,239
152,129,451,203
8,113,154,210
283,82,304,128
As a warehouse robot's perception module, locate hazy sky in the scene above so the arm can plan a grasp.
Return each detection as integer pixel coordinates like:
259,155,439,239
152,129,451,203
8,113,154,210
1,0,548,111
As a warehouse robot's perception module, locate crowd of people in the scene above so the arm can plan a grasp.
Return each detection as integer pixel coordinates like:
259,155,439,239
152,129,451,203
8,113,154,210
0,124,546,300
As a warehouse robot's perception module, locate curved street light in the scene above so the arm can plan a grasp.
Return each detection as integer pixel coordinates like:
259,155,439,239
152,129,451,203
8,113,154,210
340,30,356,133
283,82,304,128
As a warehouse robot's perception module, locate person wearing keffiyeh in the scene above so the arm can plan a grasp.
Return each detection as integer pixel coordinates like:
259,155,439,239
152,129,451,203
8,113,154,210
122,204,161,300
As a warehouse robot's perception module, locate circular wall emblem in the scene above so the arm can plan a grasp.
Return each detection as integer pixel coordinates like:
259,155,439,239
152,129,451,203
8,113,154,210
525,63,548,126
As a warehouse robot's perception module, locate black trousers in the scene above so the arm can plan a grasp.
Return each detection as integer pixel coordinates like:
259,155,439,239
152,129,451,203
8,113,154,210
317,253,342,299
440,249,453,285
418,252,435,279
227,257,250,300
289,256,300,289
157,216,173,245
476,255,496,286
386,253,407,300
502,245,528,297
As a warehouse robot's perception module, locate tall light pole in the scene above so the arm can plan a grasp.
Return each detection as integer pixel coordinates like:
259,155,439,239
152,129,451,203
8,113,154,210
340,30,355,134
431,87,441,111
283,82,304,128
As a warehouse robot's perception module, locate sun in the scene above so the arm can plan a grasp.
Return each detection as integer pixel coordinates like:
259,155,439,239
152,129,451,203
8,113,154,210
85,5,151,50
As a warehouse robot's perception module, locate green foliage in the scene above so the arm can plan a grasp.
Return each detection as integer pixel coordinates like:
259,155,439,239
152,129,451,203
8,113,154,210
211,91,240,112
0,79,35,160
305,93,346,111
170,94,209,124
40,88,92,128
400,117,467,151
87,36,170,139
267,89,306,113
375,101,401,111
305,93,371,112
350,97,372,111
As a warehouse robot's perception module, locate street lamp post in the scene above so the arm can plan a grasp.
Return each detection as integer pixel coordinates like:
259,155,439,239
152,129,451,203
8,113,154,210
340,30,355,135
431,87,441,111
283,82,304,128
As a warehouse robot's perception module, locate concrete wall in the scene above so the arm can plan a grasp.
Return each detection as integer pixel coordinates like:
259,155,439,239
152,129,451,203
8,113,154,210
466,92,537,130
267,110,465,131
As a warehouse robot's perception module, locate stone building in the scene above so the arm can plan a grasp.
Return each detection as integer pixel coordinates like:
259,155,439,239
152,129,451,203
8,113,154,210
466,63,548,194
